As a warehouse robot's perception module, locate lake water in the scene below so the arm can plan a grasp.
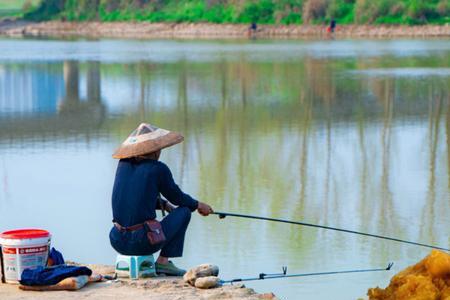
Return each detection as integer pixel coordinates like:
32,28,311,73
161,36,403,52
0,38,449,299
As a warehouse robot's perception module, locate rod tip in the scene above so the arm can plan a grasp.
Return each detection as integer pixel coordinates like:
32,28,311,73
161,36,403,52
386,262,394,270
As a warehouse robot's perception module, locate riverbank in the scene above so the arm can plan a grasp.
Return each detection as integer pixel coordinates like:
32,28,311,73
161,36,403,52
1,20,449,39
0,263,278,300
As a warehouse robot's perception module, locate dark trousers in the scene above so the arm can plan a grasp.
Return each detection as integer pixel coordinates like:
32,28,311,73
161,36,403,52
110,207,192,258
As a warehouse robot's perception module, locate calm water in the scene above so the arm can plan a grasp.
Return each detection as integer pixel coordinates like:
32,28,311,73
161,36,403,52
0,38,449,299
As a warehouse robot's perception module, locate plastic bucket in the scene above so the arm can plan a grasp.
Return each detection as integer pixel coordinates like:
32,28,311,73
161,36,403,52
0,229,51,284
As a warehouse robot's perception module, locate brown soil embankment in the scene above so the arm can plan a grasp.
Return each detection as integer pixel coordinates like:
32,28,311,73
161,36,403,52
1,21,449,39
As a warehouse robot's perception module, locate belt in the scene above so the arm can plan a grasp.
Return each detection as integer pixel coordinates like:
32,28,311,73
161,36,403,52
113,222,145,232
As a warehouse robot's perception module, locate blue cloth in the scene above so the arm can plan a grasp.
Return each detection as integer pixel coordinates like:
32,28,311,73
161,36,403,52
111,159,198,227
48,247,65,265
20,265,92,286
110,206,192,257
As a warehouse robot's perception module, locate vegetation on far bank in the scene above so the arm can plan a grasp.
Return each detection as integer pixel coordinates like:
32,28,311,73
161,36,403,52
15,0,450,25
0,0,39,18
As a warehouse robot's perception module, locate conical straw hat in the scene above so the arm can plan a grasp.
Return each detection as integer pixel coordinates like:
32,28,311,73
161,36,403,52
112,123,184,159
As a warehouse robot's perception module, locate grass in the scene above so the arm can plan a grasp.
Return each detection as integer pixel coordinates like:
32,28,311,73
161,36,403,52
0,0,41,18
0,0,40,10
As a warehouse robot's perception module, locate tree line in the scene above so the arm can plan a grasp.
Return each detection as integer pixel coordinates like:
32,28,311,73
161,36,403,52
25,0,450,25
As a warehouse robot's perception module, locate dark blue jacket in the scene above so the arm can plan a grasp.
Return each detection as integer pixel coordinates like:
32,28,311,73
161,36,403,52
112,159,198,227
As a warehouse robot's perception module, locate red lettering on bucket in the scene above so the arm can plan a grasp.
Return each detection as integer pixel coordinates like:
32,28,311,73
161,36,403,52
18,246,48,254
2,247,17,254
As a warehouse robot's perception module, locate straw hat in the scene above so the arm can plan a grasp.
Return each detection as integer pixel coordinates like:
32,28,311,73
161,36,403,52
112,123,184,159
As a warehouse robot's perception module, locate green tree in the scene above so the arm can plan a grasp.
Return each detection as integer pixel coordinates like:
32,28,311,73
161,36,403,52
237,0,275,23
24,0,65,20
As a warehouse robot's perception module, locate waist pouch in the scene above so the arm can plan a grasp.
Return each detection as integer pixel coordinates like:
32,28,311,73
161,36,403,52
144,220,166,245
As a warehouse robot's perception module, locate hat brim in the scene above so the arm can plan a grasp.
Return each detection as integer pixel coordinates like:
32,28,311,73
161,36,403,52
112,131,184,159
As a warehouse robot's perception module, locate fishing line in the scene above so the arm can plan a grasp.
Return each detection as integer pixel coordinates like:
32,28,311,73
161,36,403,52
221,263,394,284
212,211,449,251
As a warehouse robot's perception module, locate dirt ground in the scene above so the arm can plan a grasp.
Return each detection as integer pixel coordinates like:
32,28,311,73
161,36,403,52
0,264,278,300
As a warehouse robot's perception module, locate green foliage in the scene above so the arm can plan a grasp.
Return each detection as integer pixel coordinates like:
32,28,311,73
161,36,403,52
326,0,354,23
237,0,275,23
23,0,450,25
406,0,441,23
62,0,99,21
0,0,40,10
0,0,39,18
355,0,393,24
24,0,64,20
279,12,301,24
374,15,404,24
303,0,328,23
437,0,450,16
273,0,303,24
203,4,235,23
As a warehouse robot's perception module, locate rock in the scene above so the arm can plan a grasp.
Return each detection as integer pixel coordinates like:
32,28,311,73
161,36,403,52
183,264,219,286
259,292,277,299
194,276,221,289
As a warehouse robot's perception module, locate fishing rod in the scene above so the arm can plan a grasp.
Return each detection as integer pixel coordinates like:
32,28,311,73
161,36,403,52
221,263,394,284
212,211,450,252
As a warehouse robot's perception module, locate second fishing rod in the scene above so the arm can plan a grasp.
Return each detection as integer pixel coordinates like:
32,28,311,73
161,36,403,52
222,262,394,284
212,211,449,252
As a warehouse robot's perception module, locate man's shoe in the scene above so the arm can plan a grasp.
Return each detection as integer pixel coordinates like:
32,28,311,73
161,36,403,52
155,261,186,276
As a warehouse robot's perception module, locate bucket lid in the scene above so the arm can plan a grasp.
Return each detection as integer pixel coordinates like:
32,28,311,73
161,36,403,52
0,229,50,240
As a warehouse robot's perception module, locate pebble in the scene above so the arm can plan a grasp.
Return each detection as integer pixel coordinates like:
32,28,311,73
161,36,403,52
259,292,277,299
194,276,221,289
183,264,219,286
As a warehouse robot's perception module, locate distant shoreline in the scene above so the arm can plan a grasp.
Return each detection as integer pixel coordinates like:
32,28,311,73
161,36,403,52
1,20,449,39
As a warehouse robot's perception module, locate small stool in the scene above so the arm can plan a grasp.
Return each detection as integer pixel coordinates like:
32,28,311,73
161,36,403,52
115,254,156,279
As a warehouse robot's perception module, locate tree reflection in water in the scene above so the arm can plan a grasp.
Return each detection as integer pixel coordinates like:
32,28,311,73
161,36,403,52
0,42,449,299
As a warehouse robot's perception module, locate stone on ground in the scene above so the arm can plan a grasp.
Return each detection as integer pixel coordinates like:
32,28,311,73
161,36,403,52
194,276,221,289
184,264,220,286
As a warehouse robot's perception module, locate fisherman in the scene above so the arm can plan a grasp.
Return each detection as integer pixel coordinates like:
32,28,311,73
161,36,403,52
248,22,257,38
327,19,336,33
109,123,214,276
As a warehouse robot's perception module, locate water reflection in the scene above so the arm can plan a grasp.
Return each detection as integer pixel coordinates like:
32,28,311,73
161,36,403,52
0,40,449,300
59,61,105,127
0,60,105,142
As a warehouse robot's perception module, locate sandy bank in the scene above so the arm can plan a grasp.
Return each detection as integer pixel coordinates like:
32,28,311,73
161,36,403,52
0,264,278,300
0,20,449,39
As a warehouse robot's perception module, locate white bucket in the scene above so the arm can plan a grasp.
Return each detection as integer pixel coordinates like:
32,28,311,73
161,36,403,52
0,229,51,284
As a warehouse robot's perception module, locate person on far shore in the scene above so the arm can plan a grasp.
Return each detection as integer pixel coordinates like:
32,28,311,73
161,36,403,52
109,123,213,276
248,22,257,38
327,19,336,34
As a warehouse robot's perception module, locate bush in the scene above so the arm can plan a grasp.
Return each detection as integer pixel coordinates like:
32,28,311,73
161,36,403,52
389,2,405,16
406,0,439,23
170,2,206,22
303,0,328,23
355,0,393,24
273,0,303,24
374,15,404,24
326,0,354,23
204,4,234,23
22,0,34,13
279,11,302,24
24,0,65,20
437,0,449,16
237,0,275,23
98,0,120,14
62,0,100,20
